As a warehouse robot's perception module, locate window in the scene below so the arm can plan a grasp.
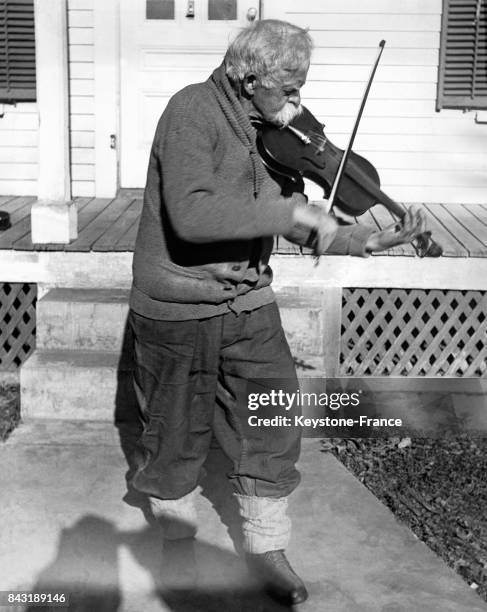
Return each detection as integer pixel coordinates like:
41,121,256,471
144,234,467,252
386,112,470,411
146,0,175,20
146,0,238,21
0,0,36,103
437,0,487,110
208,0,237,20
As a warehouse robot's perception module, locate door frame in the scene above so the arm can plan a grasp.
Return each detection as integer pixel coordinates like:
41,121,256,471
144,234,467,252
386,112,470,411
93,0,120,198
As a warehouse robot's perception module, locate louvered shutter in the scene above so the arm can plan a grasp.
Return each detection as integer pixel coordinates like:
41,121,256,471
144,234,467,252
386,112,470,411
437,0,487,110
0,0,36,103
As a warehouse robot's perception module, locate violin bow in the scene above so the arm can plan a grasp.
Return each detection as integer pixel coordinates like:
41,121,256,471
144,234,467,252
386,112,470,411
328,40,386,208
314,41,386,265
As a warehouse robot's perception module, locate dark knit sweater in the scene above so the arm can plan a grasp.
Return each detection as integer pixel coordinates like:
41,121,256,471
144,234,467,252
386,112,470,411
130,64,374,320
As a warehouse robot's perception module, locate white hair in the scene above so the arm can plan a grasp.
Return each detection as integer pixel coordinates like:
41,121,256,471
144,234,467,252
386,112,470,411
224,19,313,87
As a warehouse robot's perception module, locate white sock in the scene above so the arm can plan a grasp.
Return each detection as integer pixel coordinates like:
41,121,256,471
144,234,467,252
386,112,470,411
149,487,199,540
235,494,291,554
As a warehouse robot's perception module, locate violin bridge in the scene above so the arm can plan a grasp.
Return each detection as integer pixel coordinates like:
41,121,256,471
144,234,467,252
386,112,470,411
315,139,326,154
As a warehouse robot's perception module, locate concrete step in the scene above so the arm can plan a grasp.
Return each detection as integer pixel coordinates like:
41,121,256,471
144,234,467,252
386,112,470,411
20,349,136,421
35,288,326,374
24,287,327,421
37,288,130,351
18,346,322,422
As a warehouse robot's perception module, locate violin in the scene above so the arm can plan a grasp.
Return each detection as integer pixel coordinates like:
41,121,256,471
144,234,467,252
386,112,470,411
256,41,442,258
256,107,442,258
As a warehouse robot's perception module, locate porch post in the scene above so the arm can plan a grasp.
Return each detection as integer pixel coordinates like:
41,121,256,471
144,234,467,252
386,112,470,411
321,287,343,378
31,0,77,244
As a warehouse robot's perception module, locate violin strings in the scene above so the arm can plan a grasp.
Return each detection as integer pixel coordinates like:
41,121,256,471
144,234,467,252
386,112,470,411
304,130,327,150
286,124,327,149
306,130,326,144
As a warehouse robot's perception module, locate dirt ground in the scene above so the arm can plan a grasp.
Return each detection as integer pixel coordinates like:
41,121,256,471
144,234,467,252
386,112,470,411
0,381,20,442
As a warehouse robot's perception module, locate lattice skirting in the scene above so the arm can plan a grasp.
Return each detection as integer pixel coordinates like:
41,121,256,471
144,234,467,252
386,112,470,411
341,288,487,377
2,284,485,376
0,283,37,370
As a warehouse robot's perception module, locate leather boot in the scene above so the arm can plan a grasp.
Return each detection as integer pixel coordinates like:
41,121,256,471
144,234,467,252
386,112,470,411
246,549,308,605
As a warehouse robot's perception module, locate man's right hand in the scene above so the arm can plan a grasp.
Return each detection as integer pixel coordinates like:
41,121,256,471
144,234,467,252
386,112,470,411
312,210,339,254
286,202,338,254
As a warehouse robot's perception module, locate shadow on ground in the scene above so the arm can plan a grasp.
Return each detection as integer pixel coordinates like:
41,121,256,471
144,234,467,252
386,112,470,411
26,514,291,612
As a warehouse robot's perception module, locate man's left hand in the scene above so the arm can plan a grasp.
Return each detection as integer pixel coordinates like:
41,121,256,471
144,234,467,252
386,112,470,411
365,206,427,253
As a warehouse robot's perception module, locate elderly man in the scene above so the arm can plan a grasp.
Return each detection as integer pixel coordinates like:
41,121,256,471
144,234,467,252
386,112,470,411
128,19,425,605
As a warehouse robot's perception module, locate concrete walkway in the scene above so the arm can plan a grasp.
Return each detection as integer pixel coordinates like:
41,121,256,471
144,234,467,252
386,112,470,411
1,420,486,612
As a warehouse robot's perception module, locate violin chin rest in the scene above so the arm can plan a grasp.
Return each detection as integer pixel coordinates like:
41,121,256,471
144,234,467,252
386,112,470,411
427,243,443,258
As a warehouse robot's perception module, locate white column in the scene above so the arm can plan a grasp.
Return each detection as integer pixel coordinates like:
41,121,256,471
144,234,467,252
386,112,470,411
94,0,119,197
32,0,77,244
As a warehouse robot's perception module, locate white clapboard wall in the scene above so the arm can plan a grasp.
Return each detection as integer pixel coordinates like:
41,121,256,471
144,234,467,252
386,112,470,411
68,0,95,198
0,0,95,198
264,0,487,205
0,102,38,196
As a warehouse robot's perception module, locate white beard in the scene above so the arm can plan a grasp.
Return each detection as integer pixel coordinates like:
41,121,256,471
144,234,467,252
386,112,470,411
270,103,303,127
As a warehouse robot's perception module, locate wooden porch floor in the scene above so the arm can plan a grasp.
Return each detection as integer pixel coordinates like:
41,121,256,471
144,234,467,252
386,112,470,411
0,194,486,257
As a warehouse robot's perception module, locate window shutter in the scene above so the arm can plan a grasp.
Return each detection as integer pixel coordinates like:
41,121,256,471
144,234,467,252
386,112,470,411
437,0,487,110
0,0,36,103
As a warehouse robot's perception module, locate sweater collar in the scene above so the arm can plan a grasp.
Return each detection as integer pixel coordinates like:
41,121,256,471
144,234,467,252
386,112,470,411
208,63,267,197
209,63,256,146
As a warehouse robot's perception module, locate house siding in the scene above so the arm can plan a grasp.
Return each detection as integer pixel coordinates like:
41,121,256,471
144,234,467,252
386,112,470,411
0,103,38,196
0,0,96,199
265,0,487,205
68,0,95,197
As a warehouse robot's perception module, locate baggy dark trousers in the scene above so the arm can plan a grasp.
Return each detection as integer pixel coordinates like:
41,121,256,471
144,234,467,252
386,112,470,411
127,302,301,500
